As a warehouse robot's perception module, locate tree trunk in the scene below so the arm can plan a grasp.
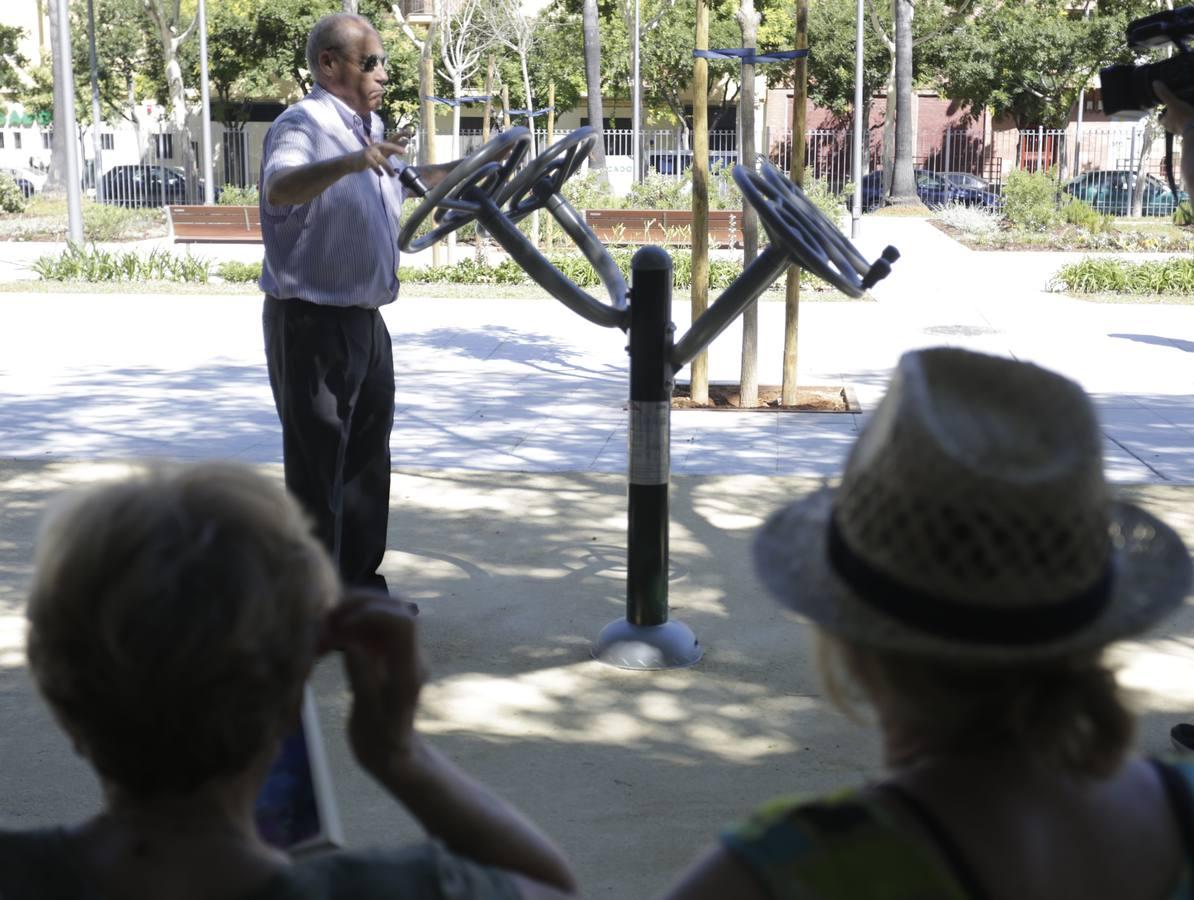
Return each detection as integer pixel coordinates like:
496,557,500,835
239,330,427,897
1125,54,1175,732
45,0,68,195
518,54,540,246
782,0,808,406
482,55,495,144
737,0,761,407
447,72,462,264
582,0,608,180
1131,118,1156,217
690,0,710,405
477,56,495,264
881,58,895,197
342,0,359,10
143,1,198,202
889,0,918,204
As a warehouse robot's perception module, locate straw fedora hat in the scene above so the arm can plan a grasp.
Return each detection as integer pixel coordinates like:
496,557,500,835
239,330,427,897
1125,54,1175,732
753,348,1192,661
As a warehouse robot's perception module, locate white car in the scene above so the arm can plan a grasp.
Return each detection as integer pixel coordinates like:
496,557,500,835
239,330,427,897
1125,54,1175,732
2,166,47,198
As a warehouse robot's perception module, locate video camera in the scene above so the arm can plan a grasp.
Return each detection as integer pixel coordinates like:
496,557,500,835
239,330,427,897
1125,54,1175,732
1100,6,1194,117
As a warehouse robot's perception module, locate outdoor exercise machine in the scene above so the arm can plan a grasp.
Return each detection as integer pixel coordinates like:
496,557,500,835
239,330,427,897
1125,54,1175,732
399,126,899,670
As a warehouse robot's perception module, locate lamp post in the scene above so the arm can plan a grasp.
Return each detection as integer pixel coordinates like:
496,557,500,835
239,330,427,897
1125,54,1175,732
851,0,864,238
197,0,215,204
53,0,84,244
86,0,103,203
632,0,641,182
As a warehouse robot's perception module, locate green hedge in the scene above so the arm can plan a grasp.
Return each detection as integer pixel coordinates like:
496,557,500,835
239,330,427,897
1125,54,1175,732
37,249,828,292
1049,256,1194,294
33,244,210,282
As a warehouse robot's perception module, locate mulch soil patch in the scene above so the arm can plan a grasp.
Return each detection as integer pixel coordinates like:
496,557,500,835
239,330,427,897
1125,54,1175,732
671,383,853,412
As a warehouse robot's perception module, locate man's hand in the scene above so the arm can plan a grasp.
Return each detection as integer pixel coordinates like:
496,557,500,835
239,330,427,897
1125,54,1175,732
321,589,426,779
351,140,412,177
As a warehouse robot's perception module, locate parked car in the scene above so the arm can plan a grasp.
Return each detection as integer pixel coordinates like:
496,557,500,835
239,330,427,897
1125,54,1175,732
1,167,40,199
858,169,1002,210
939,171,998,194
98,164,202,207
1062,169,1186,217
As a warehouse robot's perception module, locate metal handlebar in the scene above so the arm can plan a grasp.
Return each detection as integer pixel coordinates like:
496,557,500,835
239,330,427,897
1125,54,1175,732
401,126,629,329
733,160,900,298
399,127,532,254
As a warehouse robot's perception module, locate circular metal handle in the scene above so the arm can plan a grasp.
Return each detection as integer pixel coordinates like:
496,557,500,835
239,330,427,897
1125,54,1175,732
496,127,598,222
399,127,533,254
733,160,875,297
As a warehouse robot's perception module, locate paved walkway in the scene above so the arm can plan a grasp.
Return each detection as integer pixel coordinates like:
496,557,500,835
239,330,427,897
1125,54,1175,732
3,216,1193,483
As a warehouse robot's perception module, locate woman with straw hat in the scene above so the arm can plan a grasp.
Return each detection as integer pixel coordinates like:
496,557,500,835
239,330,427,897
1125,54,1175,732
659,348,1194,900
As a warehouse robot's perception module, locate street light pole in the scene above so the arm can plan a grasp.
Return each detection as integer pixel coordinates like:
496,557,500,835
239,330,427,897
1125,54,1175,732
53,0,84,244
86,0,103,203
632,0,641,182
197,0,215,204
851,0,864,238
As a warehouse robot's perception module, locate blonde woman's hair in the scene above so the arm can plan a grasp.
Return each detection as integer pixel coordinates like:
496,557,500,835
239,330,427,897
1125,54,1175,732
817,632,1134,778
26,462,339,796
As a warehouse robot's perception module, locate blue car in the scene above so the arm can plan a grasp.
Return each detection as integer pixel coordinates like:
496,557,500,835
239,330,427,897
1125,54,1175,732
857,169,1002,211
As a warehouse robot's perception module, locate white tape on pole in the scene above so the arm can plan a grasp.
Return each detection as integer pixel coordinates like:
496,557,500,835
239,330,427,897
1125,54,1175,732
628,401,670,485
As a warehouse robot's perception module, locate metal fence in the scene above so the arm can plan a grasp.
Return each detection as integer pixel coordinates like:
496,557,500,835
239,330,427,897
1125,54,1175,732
84,120,1179,215
764,124,1172,190
69,125,253,207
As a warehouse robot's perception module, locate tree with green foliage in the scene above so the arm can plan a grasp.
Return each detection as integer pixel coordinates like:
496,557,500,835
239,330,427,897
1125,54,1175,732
67,0,161,128
0,24,28,94
925,0,1154,129
760,0,888,123
525,6,584,125
141,0,200,184
646,0,743,130
438,0,492,157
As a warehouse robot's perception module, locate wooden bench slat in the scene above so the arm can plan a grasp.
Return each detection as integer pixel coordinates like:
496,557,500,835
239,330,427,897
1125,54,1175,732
169,205,262,243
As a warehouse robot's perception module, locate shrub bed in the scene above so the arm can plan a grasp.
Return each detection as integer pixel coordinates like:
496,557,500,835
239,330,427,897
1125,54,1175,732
33,244,210,282
158,252,830,292
1049,256,1194,295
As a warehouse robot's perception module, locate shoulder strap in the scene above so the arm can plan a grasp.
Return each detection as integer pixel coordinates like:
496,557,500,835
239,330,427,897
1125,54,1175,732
877,783,992,900
1150,758,1194,894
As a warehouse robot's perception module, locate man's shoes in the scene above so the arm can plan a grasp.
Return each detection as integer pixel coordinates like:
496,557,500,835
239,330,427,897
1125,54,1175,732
1171,722,1194,753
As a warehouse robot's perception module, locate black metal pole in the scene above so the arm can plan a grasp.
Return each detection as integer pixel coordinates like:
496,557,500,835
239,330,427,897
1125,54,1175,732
592,246,700,669
626,246,673,626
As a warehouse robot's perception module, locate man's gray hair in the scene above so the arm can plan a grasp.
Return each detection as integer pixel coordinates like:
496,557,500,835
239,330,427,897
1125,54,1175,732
306,13,373,83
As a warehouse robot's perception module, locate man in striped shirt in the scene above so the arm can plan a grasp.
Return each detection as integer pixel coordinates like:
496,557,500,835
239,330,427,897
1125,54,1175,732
259,12,457,595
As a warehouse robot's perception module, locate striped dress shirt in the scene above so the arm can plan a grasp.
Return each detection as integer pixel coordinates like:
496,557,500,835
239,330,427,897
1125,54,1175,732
258,84,408,308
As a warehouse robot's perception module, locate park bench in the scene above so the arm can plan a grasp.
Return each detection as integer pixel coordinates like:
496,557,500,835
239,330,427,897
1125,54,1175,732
167,205,262,243
584,208,744,247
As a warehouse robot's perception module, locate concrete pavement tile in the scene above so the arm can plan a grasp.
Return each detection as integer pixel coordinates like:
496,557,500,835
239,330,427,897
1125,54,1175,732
502,421,625,472
589,425,629,473
672,414,779,475
776,417,857,477
1103,424,1194,484
1102,436,1168,484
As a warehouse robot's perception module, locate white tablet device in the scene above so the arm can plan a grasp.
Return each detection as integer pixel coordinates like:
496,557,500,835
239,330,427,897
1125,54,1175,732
254,685,344,855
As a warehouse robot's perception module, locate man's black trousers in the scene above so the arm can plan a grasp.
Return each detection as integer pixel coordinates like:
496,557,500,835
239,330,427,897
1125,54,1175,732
264,295,393,592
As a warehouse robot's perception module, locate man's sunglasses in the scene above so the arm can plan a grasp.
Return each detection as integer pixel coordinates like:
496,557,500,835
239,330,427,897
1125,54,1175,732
326,46,388,73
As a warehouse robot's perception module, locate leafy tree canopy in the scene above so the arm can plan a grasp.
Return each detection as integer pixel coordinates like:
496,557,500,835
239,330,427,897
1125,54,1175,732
0,23,27,94
925,0,1160,128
